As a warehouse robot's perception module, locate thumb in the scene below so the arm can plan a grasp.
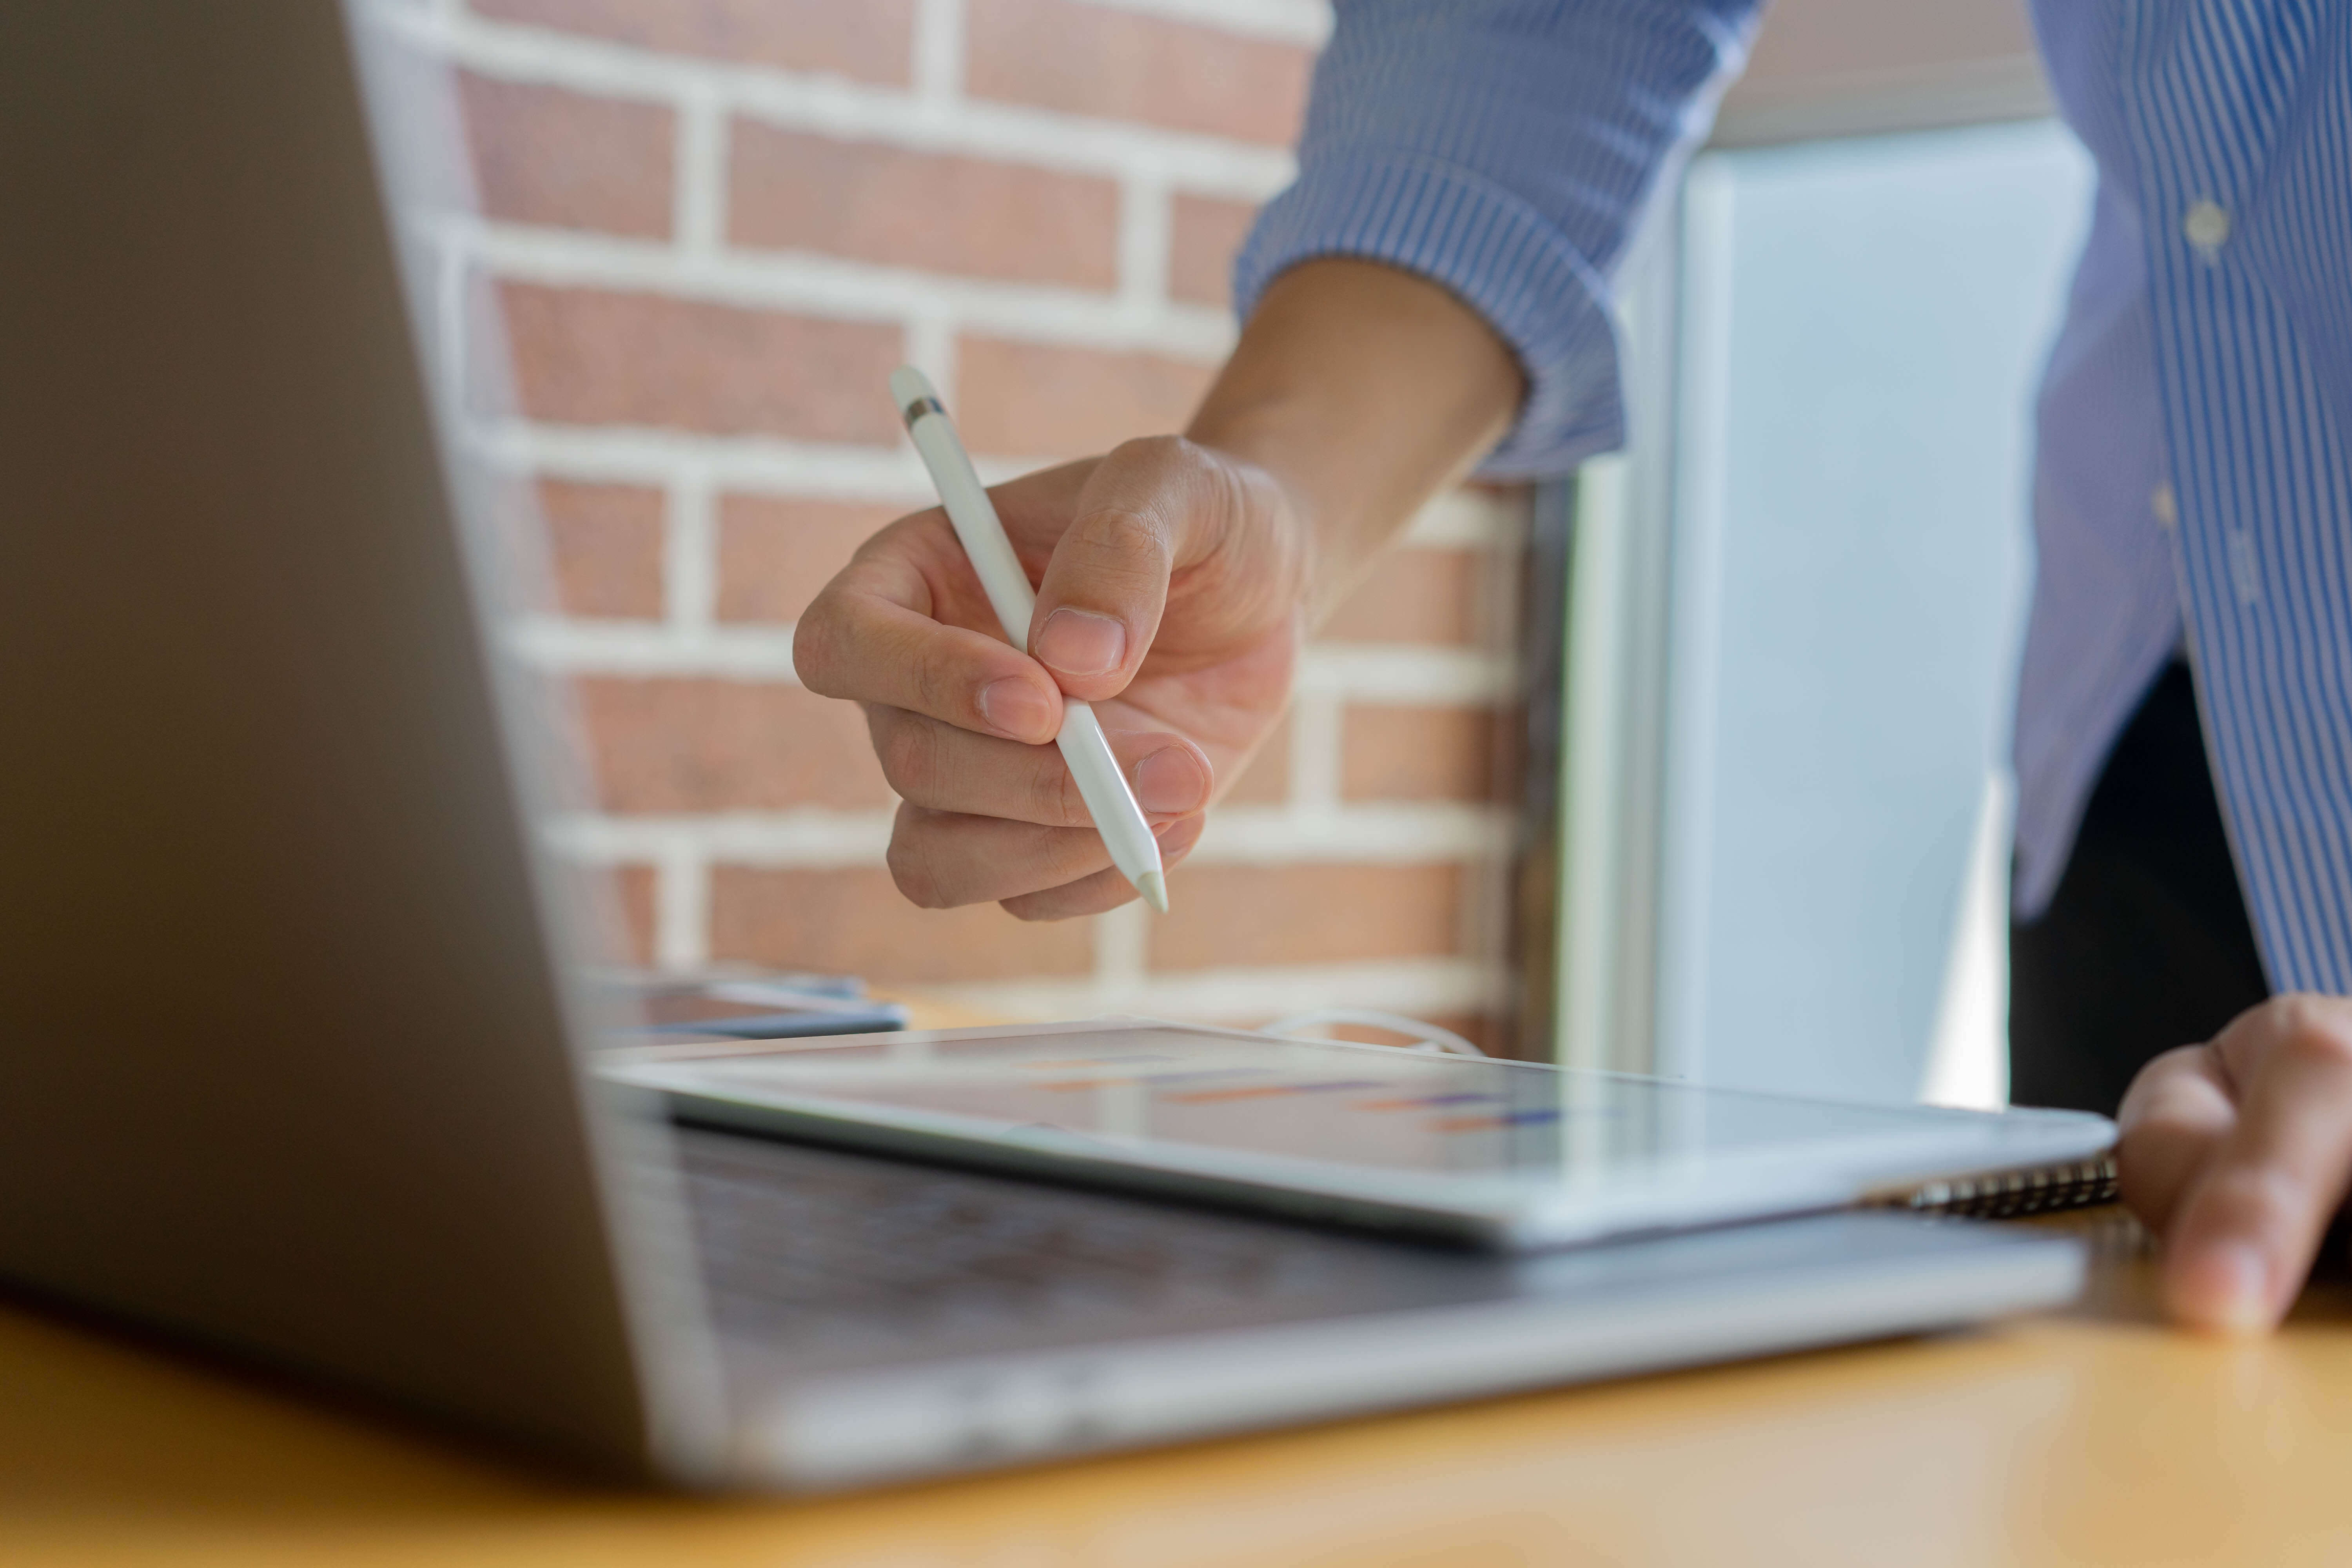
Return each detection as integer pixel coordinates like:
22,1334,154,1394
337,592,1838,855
1027,435,1237,701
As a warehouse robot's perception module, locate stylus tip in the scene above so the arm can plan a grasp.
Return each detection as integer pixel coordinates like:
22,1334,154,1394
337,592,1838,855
1137,871,1169,914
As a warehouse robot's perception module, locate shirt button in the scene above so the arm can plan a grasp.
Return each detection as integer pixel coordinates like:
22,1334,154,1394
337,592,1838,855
2152,482,2178,530
2184,199,2231,258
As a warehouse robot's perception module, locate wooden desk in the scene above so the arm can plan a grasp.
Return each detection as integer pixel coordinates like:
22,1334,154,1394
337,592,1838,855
7,1209,2351,1568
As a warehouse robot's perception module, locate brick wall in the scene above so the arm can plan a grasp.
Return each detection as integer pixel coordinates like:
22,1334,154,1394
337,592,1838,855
377,0,1532,1047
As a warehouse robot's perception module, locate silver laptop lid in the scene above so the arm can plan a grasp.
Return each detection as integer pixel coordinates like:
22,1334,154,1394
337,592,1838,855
0,2,718,1478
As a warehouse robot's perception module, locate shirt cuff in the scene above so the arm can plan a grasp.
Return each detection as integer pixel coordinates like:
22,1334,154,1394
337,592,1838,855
1233,146,1628,480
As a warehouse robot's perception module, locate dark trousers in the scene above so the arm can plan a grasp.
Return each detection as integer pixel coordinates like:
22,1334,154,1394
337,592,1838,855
2008,662,2271,1114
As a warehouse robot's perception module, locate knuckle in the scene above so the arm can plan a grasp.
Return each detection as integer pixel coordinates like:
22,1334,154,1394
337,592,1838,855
1102,500,1172,556
871,712,940,800
1106,432,1191,474
910,642,962,724
885,811,950,909
1068,508,1170,589
2269,994,2352,1073
2116,1044,2209,1125
1030,754,1088,829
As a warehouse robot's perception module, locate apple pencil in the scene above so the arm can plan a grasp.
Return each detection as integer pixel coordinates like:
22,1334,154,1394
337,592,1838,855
889,365,1170,914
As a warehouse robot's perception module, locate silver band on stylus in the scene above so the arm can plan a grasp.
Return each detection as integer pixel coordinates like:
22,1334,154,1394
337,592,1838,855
899,394,946,428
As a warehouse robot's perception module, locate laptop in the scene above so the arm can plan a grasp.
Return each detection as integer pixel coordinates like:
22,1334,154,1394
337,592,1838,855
0,2,2097,1491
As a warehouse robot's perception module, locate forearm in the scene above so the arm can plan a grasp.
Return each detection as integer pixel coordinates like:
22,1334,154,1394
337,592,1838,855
1185,258,1522,621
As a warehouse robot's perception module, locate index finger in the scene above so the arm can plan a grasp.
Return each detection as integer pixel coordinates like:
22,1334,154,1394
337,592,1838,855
2162,998,2352,1331
795,534,1063,745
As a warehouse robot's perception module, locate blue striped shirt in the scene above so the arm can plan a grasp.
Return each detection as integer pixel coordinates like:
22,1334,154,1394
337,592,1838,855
1238,0,2352,995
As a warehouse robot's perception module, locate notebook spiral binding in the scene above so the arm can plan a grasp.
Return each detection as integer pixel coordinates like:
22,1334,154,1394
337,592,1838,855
1876,1154,2119,1220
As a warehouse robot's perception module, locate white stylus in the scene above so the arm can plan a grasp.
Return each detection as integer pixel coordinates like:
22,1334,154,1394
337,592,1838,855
889,366,1170,914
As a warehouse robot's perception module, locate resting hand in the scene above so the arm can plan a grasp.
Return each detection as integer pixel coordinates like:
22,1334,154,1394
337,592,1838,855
2116,994,2352,1331
794,437,1308,920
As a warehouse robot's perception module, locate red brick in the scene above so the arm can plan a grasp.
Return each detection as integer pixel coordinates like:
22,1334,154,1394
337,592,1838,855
966,0,1311,145
577,677,891,812
1151,865,1463,970
517,478,666,620
729,124,1120,289
1168,193,1258,308
1220,721,1290,805
1321,549,1479,646
955,336,1216,459
1341,706,1497,803
716,495,900,624
611,863,658,964
457,73,674,238
492,283,902,443
710,866,1093,982
471,0,916,85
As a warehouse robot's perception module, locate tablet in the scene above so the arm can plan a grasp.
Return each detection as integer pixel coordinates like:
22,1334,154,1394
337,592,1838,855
599,1018,2116,1250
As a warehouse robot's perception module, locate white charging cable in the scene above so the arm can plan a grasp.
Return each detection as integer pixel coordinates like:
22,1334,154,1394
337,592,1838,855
1263,1009,1487,1058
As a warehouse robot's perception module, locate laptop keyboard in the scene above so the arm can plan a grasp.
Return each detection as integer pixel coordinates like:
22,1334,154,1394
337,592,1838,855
671,1125,1450,1365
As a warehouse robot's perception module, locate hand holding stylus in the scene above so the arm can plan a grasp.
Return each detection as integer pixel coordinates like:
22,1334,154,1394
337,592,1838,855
793,261,1518,924
792,383,1310,922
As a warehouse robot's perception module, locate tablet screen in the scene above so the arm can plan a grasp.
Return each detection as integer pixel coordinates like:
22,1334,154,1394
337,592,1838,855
621,1027,1924,1168
602,1022,2112,1246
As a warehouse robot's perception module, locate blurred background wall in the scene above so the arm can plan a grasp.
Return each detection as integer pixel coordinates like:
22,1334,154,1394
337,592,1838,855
381,0,1530,1048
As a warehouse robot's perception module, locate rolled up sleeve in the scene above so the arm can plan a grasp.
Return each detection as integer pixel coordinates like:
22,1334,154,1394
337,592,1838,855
1234,0,1761,477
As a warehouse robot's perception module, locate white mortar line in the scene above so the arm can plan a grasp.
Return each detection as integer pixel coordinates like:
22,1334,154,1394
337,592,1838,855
1091,901,1151,995
445,217,1235,356
472,440,922,507
1296,647,1518,705
544,804,1509,867
1118,174,1174,318
1076,0,1332,45
905,312,958,408
662,467,718,632
511,601,1513,710
547,812,896,865
671,80,727,255
508,611,1516,710
1196,805,1512,862
481,407,1494,541
1401,488,1526,549
508,618,802,678
1289,690,1342,811
911,0,966,105
466,424,933,497
653,841,710,968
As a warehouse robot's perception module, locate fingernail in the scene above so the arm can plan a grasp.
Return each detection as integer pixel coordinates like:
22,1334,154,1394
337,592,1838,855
978,678,1053,740
2174,1241,2273,1334
1133,747,1209,814
1036,608,1127,677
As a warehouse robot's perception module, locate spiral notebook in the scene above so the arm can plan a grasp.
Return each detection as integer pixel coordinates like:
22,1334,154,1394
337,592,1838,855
1879,1155,2119,1220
